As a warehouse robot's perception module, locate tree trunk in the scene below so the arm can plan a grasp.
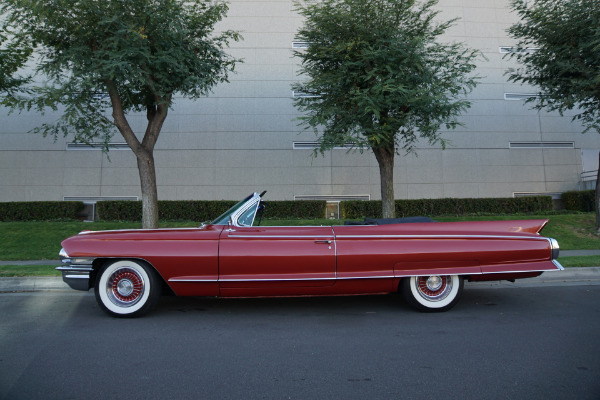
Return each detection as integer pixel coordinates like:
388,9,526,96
105,80,167,229
596,150,600,233
372,146,396,218
137,149,159,229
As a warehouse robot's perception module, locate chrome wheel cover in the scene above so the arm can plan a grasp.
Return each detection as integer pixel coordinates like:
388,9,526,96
106,267,145,307
416,275,453,302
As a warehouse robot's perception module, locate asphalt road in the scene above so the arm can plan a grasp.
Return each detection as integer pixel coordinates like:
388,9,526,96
1,285,599,400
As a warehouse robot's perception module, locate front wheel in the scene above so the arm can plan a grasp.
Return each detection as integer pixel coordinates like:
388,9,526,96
401,275,463,312
95,260,161,318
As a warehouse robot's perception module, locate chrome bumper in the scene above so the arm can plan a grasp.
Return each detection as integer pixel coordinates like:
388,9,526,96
56,254,95,291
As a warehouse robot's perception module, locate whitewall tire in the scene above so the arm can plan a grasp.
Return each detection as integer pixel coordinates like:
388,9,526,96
95,260,161,317
401,275,463,312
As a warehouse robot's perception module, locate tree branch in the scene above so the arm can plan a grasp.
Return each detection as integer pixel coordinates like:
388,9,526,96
105,79,143,155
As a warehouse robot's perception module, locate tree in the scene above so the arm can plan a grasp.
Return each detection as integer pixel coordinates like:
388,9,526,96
292,0,480,218
0,28,31,98
506,0,600,232
1,0,241,228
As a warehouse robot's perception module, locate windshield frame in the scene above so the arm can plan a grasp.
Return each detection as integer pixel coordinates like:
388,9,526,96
211,193,261,226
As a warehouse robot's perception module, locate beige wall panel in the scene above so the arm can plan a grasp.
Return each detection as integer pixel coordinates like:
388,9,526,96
96,186,141,197
62,168,101,187
291,167,332,186
479,165,512,183
509,150,544,166
443,183,482,198
100,168,139,187
292,151,332,168
406,184,444,199
331,167,371,186
158,168,216,187
154,150,216,168
510,165,545,182
0,150,65,169
444,165,482,183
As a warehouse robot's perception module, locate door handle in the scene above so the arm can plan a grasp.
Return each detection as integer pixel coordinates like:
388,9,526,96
315,240,332,244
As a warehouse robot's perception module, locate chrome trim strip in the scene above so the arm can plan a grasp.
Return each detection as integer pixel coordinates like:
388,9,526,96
335,234,547,240
78,227,210,235
65,274,90,279
170,267,560,283
228,235,334,239
552,260,565,270
56,265,93,271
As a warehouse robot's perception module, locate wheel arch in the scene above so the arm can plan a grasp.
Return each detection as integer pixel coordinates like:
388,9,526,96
91,257,175,296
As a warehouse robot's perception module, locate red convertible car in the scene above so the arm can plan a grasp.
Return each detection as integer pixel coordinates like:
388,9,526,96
58,192,563,317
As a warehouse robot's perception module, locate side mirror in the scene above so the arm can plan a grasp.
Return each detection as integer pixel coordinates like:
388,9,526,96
226,216,235,231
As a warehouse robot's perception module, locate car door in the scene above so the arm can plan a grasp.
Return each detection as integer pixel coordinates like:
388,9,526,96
218,225,336,294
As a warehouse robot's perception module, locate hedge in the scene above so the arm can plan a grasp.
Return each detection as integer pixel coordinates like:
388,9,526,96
97,200,327,221
0,201,84,221
340,196,554,219
561,190,595,212
97,200,237,221
0,195,558,222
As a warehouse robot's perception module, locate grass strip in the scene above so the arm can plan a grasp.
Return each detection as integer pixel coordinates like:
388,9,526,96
557,255,600,268
0,265,60,277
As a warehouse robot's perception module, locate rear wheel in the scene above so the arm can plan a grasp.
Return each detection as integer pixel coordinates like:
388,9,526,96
401,275,463,312
95,259,161,318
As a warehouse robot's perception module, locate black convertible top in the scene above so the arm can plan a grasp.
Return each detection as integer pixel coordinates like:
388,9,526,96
344,217,436,225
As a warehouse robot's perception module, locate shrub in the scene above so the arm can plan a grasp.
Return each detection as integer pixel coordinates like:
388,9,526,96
97,200,326,221
340,196,553,219
561,190,595,212
97,200,237,221
0,201,84,221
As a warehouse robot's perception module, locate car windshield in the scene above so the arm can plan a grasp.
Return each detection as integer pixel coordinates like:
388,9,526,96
211,194,254,225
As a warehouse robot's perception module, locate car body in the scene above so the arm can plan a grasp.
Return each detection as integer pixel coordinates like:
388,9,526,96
58,192,563,317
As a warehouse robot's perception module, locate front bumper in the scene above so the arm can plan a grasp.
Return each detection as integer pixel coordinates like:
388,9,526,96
56,249,94,291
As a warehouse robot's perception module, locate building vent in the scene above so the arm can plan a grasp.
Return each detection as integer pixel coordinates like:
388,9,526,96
66,142,129,150
63,196,138,203
499,46,539,54
513,192,562,200
294,194,370,201
504,93,540,101
509,142,574,149
292,90,320,98
292,41,310,49
293,141,355,150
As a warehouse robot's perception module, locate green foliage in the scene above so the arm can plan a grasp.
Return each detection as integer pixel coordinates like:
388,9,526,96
263,201,326,219
0,29,32,98
0,201,84,221
340,196,554,219
97,200,327,221
562,190,595,212
506,0,600,133
98,200,237,221
1,0,241,147
292,0,481,155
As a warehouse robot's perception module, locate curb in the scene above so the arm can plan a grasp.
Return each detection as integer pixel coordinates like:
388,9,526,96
0,276,70,292
1,268,600,293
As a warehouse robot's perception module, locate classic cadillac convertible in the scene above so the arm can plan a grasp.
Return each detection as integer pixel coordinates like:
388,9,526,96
58,192,563,317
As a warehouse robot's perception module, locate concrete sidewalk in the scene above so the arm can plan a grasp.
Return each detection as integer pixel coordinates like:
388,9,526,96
1,267,600,292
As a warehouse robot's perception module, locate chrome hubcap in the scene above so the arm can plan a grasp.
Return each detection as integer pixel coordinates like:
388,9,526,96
426,276,443,291
117,279,134,297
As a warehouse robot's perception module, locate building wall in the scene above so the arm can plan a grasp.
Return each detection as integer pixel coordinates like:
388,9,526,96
0,0,594,202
